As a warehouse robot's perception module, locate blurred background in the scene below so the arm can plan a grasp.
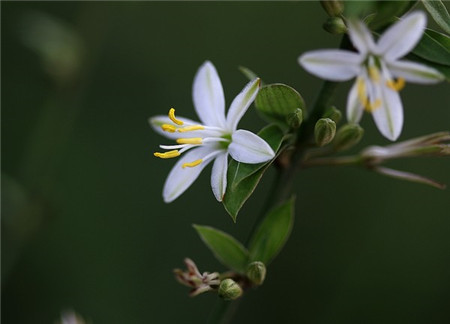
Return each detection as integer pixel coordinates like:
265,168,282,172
2,2,449,323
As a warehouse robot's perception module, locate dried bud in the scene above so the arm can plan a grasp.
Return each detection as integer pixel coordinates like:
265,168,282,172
333,123,364,151
286,108,303,129
315,118,336,147
218,279,243,301
320,0,344,17
246,261,266,286
323,17,347,35
174,258,220,297
323,106,342,124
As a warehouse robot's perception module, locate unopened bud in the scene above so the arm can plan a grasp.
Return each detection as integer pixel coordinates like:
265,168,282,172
323,17,347,34
323,106,342,124
320,0,344,17
315,118,336,147
286,108,303,129
333,123,364,151
218,279,243,301
246,261,266,286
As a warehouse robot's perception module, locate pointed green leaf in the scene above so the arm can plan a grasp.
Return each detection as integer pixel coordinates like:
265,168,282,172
249,197,295,265
255,83,306,125
193,225,249,273
412,28,450,65
239,66,262,84
422,0,450,34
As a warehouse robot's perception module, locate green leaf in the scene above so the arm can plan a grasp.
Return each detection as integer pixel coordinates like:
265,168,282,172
193,225,249,273
255,83,306,125
239,66,261,84
412,28,450,65
422,0,450,34
343,0,376,18
369,1,418,30
248,197,295,265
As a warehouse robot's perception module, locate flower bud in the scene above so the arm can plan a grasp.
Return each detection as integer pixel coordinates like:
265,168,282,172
286,108,303,129
218,279,243,301
320,0,344,17
333,124,364,151
323,17,347,35
314,118,336,147
323,106,342,124
246,261,266,286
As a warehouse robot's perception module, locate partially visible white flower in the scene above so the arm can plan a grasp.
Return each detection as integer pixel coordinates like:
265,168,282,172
299,11,444,141
150,61,275,203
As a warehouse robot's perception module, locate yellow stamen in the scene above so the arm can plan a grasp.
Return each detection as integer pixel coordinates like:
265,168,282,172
365,99,382,112
357,78,367,106
368,66,380,82
176,138,203,145
182,159,202,168
177,125,205,132
169,108,184,125
386,78,405,91
161,124,177,133
154,150,180,159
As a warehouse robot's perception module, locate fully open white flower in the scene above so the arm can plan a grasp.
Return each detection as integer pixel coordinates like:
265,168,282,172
150,61,275,203
299,11,444,141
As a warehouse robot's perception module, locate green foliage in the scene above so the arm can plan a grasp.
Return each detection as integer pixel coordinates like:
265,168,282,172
413,28,450,65
223,125,285,222
239,66,261,83
255,83,306,126
422,0,450,34
193,225,249,273
248,197,295,265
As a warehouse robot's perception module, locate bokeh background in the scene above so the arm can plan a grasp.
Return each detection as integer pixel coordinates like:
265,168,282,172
2,2,450,323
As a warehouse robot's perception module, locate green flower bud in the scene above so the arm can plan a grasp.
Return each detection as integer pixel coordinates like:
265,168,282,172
323,106,342,124
323,17,347,35
314,118,336,147
286,108,303,129
320,0,344,17
218,279,243,301
246,261,266,286
333,124,364,151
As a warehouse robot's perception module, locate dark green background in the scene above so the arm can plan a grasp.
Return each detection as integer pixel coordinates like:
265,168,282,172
2,2,449,323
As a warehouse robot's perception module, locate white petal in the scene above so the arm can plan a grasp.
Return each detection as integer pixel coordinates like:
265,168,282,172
371,83,404,141
211,152,228,202
387,59,444,84
299,50,362,81
162,146,217,203
192,61,227,128
378,11,426,61
228,129,275,163
226,78,260,131
346,79,364,123
149,115,201,139
347,19,376,55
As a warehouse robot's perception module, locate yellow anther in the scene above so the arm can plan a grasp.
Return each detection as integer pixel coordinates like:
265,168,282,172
176,138,203,145
168,108,184,125
154,150,180,159
161,124,177,133
365,99,382,112
386,78,405,91
177,125,205,132
368,66,380,82
357,78,367,106
182,159,203,168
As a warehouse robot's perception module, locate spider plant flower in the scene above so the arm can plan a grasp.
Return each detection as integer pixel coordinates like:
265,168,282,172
150,61,275,203
174,258,220,297
299,11,444,141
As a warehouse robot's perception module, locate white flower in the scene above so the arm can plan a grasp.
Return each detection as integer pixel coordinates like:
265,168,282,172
299,11,444,141
150,61,275,203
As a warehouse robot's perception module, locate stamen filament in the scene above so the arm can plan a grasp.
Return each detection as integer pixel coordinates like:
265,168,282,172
169,108,184,125
177,138,203,144
182,159,202,168
177,125,205,132
154,150,180,159
368,66,380,82
386,78,405,91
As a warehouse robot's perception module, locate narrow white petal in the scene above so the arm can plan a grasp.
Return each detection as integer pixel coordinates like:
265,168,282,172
192,61,227,128
162,146,217,203
149,115,201,139
210,152,228,202
371,83,404,141
346,79,364,123
347,19,376,55
226,78,260,131
387,59,444,84
299,50,362,81
228,129,275,163
378,11,426,61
